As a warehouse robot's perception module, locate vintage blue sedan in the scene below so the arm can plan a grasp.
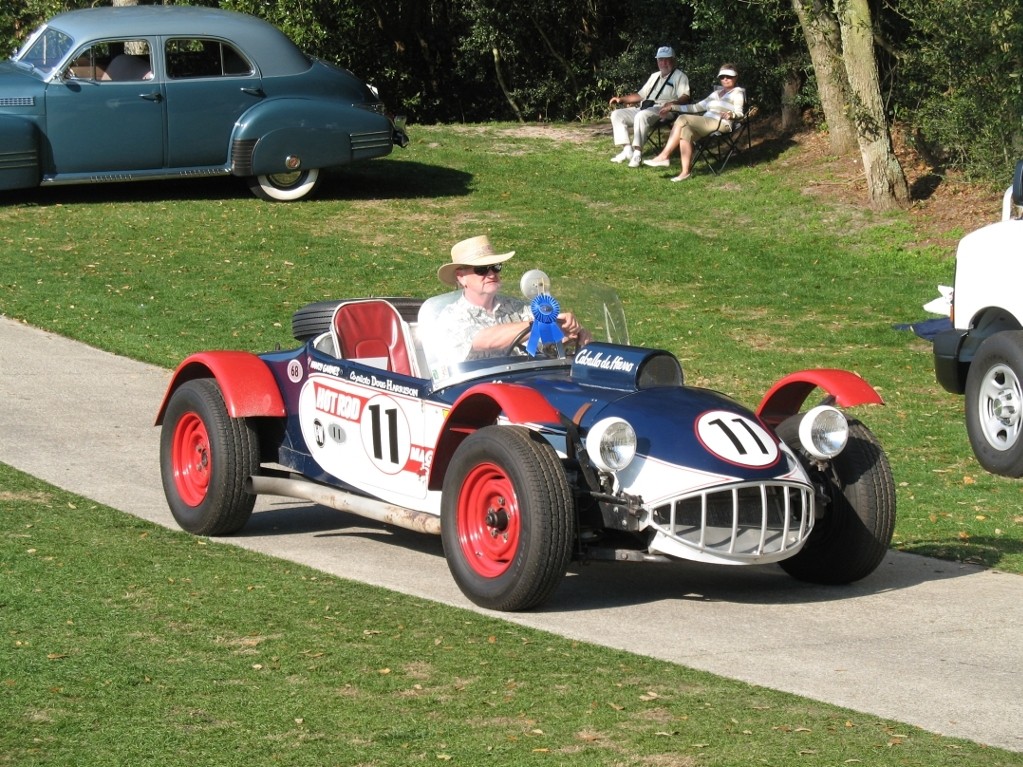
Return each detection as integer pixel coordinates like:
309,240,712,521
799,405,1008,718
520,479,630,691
0,5,408,200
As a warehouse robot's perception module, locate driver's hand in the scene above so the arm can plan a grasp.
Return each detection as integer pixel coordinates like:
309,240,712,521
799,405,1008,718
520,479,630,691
558,312,590,345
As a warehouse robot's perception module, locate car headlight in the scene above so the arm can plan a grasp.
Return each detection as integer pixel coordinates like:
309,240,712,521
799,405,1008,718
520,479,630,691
585,417,637,472
797,405,848,460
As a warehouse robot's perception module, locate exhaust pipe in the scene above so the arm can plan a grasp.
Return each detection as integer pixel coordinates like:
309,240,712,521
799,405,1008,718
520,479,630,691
246,475,441,535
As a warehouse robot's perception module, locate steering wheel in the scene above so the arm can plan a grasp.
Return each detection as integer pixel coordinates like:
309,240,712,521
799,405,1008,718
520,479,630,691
508,321,577,359
509,323,534,355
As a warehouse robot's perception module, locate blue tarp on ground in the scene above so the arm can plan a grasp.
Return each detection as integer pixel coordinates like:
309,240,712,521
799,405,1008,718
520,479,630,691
893,317,953,341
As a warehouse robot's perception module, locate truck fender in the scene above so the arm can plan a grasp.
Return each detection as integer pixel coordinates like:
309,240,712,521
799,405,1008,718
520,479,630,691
155,351,286,425
0,115,41,191
427,382,562,490
756,369,883,428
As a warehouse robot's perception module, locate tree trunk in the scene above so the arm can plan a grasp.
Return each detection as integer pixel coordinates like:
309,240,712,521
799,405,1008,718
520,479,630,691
781,70,803,132
790,0,857,154
836,0,909,210
492,47,524,122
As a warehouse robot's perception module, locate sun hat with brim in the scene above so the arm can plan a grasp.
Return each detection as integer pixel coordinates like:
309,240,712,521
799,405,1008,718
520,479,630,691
655,46,675,59
718,67,738,78
438,235,516,286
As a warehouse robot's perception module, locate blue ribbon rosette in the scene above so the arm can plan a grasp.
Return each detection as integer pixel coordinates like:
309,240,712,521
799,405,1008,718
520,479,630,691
526,293,564,356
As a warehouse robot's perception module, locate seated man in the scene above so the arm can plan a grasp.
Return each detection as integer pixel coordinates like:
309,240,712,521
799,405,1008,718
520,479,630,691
608,46,690,168
429,236,590,367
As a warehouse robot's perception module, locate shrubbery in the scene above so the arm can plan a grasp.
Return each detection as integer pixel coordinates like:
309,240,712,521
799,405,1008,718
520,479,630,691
3,0,1019,184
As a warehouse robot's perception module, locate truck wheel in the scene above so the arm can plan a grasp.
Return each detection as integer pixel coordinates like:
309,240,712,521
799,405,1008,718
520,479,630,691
779,419,896,584
965,331,1023,477
247,168,320,201
160,379,259,535
441,425,573,611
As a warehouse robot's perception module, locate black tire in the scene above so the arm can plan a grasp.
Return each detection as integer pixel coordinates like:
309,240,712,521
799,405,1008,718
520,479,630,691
247,169,320,201
159,379,259,535
291,297,425,342
964,331,1023,477
441,425,574,611
779,419,896,584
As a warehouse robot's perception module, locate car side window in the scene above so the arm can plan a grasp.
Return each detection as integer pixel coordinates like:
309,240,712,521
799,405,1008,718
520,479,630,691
68,40,152,81
165,38,254,79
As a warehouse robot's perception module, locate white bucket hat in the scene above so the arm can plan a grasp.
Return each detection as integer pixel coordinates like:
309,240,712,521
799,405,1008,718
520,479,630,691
438,235,515,286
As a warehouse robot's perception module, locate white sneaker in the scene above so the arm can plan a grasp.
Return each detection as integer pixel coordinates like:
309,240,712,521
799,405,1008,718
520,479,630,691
611,146,633,163
628,152,643,168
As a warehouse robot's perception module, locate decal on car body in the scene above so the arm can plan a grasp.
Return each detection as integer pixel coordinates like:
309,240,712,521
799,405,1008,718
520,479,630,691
695,410,780,468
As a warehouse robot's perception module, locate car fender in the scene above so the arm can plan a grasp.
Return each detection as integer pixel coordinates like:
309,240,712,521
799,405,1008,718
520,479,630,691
427,382,562,490
155,351,286,425
755,369,883,427
0,115,41,191
232,99,392,175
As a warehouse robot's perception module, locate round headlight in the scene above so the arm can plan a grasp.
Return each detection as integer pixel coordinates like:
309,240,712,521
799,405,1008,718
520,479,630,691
797,405,849,459
585,417,637,472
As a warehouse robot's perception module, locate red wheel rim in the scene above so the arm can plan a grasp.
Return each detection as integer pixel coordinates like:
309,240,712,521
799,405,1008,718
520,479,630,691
171,411,211,507
456,462,520,577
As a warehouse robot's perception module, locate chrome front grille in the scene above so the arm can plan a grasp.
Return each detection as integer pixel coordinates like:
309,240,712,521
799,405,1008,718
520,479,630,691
650,480,813,561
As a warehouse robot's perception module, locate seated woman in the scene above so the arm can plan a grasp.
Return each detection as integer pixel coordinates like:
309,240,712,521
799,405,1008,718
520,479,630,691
643,63,745,181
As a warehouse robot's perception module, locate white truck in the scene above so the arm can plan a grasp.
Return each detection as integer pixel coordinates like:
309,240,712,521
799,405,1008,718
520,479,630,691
933,160,1023,476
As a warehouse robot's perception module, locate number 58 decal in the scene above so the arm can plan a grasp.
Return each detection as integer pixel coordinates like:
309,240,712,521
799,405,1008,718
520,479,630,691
695,410,780,468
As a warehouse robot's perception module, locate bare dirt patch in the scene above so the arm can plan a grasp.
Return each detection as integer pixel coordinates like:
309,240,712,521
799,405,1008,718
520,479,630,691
769,118,1001,251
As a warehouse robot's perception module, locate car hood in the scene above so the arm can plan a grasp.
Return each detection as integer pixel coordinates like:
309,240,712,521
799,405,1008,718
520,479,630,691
532,374,795,481
435,342,795,481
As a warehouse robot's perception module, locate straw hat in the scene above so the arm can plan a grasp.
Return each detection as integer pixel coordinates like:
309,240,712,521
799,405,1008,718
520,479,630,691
437,235,515,286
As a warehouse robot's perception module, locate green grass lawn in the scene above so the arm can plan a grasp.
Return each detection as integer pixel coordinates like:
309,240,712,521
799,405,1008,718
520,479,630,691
1,122,1019,574
2,123,1022,764
4,463,1021,766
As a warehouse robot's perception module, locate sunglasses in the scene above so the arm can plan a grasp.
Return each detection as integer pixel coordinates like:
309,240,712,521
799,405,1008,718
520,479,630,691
472,264,502,276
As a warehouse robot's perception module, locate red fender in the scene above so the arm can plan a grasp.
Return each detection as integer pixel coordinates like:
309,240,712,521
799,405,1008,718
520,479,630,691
155,351,286,425
756,369,883,427
427,382,562,490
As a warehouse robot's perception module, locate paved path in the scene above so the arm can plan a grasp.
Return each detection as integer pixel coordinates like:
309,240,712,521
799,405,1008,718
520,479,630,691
2,316,1021,752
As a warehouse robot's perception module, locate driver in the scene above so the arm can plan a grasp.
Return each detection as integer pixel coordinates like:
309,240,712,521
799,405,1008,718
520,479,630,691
433,235,590,362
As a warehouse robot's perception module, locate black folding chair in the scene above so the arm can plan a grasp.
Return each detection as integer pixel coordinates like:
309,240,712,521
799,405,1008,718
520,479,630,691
692,105,758,176
645,116,675,153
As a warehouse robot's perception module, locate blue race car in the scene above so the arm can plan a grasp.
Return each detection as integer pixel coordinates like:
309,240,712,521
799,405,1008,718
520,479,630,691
156,275,895,610
1,5,407,201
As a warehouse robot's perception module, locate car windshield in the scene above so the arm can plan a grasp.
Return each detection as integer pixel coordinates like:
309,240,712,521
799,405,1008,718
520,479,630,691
416,275,630,387
14,24,74,76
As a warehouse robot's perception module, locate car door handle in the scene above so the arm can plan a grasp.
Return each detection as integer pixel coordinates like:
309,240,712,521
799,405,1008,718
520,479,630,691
240,87,265,98
141,92,163,102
